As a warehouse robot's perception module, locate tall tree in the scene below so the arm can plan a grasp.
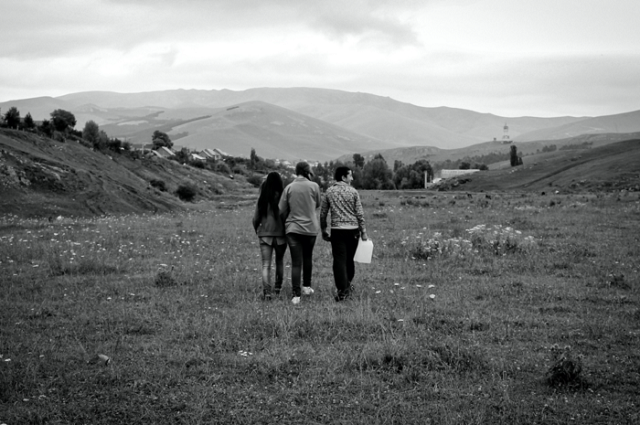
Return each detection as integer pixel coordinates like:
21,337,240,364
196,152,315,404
353,153,365,169
97,130,110,150
83,120,100,147
50,109,76,132
510,145,518,167
4,107,20,129
249,148,258,169
23,112,35,129
362,155,394,190
39,119,53,136
152,130,173,149
393,159,433,189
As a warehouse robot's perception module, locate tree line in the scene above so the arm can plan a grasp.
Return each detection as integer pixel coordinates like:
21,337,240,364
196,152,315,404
4,105,524,191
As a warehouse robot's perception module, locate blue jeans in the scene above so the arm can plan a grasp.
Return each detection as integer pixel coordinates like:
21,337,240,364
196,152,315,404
286,233,317,297
330,229,360,300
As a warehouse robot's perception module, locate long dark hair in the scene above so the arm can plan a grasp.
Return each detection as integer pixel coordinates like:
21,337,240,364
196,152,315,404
257,172,284,218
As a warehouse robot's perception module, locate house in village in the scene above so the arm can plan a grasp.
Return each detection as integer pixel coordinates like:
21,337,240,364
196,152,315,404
190,153,207,161
151,146,175,159
213,148,228,158
200,148,222,161
431,169,480,184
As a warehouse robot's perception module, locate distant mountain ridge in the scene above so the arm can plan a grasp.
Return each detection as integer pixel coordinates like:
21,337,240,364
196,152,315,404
2,87,640,161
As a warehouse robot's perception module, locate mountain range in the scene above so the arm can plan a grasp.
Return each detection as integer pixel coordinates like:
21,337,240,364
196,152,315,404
2,87,640,162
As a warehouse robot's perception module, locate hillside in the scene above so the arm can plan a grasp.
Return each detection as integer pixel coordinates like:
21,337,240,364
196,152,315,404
516,110,640,142
338,131,640,166
105,101,391,162
3,87,640,162
440,138,640,193
54,88,588,145
0,129,253,218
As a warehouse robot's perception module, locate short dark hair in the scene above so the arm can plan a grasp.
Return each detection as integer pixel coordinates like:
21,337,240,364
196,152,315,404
334,166,351,181
295,161,313,178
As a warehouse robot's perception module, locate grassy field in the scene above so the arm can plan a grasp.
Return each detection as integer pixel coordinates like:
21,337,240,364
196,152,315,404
1,190,639,424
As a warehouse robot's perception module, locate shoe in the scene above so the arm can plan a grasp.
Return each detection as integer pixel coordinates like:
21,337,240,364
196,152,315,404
291,296,301,305
302,286,314,295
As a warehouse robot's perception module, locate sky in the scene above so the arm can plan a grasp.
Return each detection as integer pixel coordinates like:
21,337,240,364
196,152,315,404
1,0,640,118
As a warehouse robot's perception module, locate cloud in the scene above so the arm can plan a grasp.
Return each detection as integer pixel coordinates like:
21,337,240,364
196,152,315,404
1,0,640,116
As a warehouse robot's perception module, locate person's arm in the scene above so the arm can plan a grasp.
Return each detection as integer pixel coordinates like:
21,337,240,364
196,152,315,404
320,192,331,241
278,186,289,223
252,203,260,233
314,183,322,210
354,191,368,241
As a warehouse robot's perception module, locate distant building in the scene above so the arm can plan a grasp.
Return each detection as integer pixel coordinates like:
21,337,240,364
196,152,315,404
152,146,175,158
502,123,512,144
213,148,229,157
201,148,222,160
436,169,480,179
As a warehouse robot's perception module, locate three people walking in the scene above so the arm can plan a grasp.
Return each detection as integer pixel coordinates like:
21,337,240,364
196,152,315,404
253,163,368,303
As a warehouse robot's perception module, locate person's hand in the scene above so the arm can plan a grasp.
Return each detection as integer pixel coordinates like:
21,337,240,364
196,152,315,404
361,231,368,241
322,231,331,242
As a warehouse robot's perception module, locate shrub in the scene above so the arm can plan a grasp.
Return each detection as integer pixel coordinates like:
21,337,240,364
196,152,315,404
175,183,197,202
232,165,247,176
189,160,205,169
246,174,264,188
406,224,537,260
150,179,167,192
214,162,232,175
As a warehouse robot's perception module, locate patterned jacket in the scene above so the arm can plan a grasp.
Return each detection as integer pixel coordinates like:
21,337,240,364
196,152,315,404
320,182,366,233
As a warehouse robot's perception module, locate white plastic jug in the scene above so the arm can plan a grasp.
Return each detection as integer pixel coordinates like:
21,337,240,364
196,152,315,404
354,238,374,263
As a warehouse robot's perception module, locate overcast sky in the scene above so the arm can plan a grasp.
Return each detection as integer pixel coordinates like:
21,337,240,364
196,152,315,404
1,0,639,117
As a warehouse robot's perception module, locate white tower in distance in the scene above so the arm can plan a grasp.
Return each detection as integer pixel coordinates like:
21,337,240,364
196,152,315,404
502,123,512,144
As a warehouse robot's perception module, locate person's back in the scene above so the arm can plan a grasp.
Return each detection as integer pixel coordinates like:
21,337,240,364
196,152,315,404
278,162,321,304
280,177,321,235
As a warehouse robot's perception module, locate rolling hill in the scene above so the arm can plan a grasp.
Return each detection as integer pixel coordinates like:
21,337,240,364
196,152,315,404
337,131,640,167
3,87,640,162
0,129,253,218
102,101,391,162
1,128,637,219
440,138,640,193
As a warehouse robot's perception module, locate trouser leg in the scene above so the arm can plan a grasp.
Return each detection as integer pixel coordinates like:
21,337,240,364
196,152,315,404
301,235,316,288
287,233,303,297
345,231,359,284
274,242,287,293
331,229,359,299
259,242,274,295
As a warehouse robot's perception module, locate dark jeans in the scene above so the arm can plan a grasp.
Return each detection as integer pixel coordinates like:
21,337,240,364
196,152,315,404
286,233,317,297
330,229,360,299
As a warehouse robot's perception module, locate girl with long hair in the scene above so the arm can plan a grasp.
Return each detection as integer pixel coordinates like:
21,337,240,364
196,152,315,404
252,172,287,300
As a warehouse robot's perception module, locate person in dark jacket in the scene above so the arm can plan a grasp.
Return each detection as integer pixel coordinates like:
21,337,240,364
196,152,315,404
252,172,287,300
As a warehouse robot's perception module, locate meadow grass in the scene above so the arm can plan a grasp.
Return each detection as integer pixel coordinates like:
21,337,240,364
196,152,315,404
1,191,639,424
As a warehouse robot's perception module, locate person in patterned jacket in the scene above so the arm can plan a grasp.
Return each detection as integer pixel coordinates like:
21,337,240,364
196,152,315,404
320,166,368,301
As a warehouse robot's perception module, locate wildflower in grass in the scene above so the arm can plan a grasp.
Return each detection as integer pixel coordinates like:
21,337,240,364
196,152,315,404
408,224,536,260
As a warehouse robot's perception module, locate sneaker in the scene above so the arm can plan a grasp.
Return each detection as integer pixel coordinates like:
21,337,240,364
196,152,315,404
302,286,314,295
291,296,301,305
